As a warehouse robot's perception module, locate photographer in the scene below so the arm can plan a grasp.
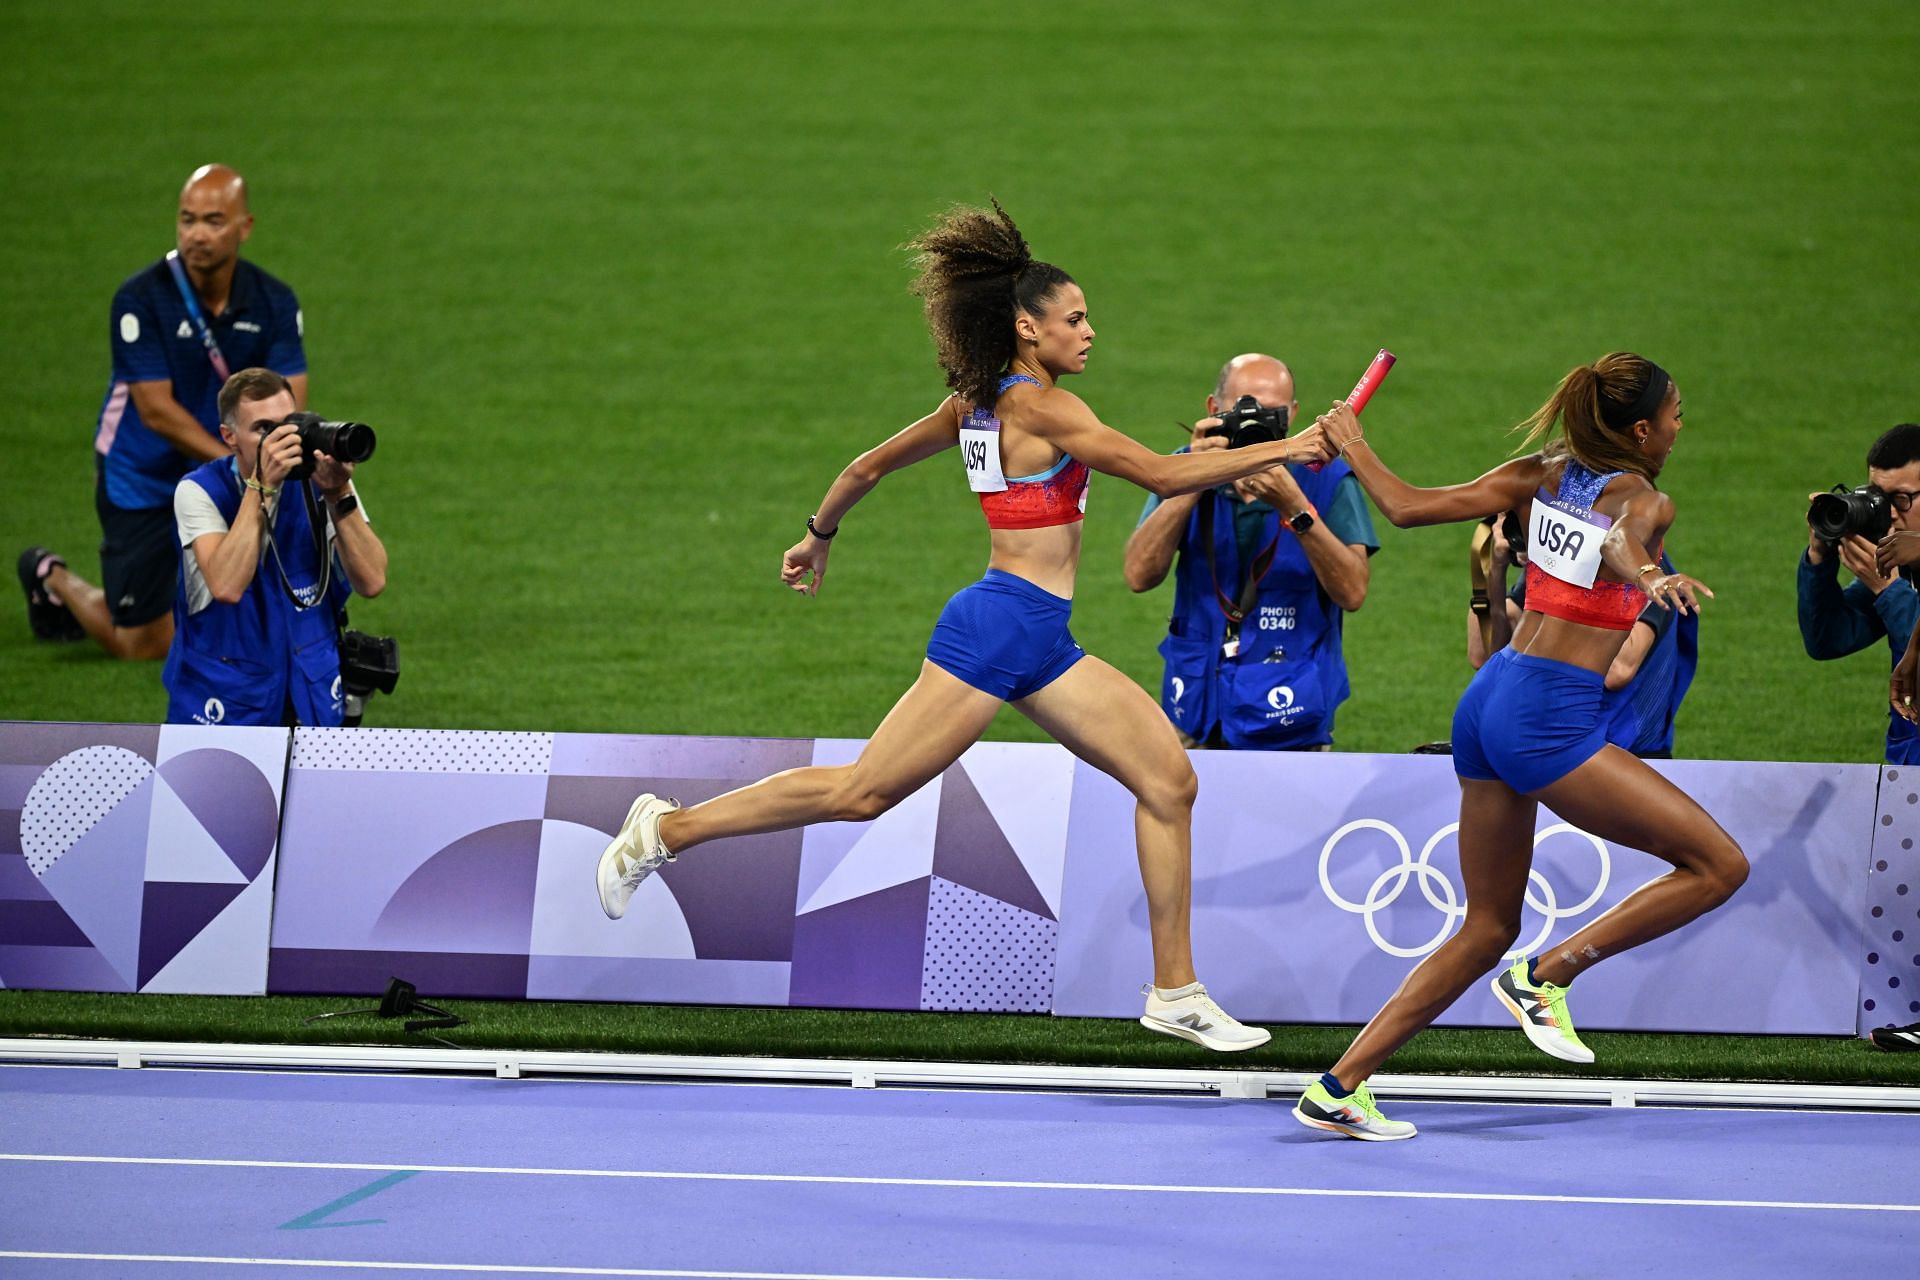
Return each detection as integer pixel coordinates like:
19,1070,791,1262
19,165,308,660
162,368,386,727
1125,354,1377,749
1799,423,1920,764
1470,512,1698,757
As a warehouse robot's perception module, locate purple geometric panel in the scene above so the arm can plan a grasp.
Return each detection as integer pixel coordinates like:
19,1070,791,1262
1863,765,1920,1031
268,947,531,999
0,900,92,947
137,881,246,987
788,876,931,1011
545,774,803,962
526,956,791,1005
36,774,156,988
370,819,545,955
919,876,1057,1012
0,724,159,768
932,762,1053,921
0,943,133,993
156,749,279,882
0,850,52,902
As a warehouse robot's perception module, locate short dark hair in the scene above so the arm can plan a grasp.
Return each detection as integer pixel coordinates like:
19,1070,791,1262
1868,424,1920,472
217,367,292,426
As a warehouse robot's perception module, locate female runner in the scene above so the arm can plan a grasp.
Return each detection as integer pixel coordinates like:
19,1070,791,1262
595,202,1330,1049
1292,353,1749,1137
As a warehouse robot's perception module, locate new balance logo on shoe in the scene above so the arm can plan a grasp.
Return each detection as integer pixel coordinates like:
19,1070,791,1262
1173,1013,1214,1032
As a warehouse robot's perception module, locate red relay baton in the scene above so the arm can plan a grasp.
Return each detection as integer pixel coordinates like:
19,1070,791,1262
1347,348,1396,414
1309,348,1395,468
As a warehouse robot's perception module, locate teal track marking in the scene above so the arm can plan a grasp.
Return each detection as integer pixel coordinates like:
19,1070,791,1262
278,1169,420,1230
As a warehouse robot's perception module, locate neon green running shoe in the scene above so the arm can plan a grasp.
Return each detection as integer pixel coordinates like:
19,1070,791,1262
1291,1079,1417,1141
1491,957,1594,1064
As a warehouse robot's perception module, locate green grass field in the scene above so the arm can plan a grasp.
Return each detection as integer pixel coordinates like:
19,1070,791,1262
2,1,1916,762
2,4,1917,1077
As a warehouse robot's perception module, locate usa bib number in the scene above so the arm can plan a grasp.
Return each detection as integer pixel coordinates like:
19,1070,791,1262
1530,488,1611,589
960,411,1007,493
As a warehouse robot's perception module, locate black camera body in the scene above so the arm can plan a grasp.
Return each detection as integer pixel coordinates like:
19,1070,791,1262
279,411,377,482
1203,395,1290,450
338,628,400,728
1809,484,1893,544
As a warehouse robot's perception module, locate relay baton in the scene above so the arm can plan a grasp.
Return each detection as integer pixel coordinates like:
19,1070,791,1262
1309,348,1395,468
1347,348,1396,414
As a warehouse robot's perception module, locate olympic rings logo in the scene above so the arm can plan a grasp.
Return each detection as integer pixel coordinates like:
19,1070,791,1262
1317,819,1611,959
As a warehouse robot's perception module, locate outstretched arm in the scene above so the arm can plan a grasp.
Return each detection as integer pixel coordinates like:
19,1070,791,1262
782,398,962,596
1602,486,1713,615
1025,390,1330,499
1317,401,1540,528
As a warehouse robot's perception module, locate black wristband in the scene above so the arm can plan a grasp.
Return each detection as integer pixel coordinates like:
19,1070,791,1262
330,492,359,521
807,514,837,541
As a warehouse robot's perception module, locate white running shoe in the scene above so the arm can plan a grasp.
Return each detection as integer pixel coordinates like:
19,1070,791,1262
1139,982,1272,1052
596,793,680,920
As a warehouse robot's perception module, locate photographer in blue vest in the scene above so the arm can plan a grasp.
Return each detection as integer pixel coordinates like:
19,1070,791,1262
1125,354,1378,749
163,368,386,727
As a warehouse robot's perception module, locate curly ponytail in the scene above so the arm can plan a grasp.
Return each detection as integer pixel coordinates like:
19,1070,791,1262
1513,352,1671,479
905,199,1075,407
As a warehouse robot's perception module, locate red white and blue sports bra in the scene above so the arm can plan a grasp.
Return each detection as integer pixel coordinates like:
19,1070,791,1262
959,374,1091,531
1522,458,1651,631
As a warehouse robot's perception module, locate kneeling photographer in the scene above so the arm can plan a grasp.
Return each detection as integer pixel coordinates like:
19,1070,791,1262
163,368,391,727
1799,422,1920,763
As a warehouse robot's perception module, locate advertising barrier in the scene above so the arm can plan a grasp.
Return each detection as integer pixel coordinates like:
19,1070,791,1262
1,722,1902,1036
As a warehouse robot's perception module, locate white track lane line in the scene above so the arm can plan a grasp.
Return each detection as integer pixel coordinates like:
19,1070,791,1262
1,1255,1003,1279
1,1153,1913,1214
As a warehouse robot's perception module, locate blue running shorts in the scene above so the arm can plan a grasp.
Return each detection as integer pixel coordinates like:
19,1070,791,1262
926,569,1086,701
1452,649,1608,794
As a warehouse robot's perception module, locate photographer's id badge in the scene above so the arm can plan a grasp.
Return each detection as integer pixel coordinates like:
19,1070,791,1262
1530,487,1611,589
960,410,1008,494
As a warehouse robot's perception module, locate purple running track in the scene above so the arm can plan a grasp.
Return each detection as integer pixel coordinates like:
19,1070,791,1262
0,1063,1915,1279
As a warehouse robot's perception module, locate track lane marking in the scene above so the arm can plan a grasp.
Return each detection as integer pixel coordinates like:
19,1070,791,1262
0,1255,1005,1279
1,1152,1913,1213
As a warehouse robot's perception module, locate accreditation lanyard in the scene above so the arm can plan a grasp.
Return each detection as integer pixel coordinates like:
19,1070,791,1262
1199,498,1280,658
164,250,231,382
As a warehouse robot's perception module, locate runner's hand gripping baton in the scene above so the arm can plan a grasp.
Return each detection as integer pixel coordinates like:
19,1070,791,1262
1309,348,1395,468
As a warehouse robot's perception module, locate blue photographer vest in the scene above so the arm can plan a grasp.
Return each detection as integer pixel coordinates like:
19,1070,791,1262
1157,459,1354,748
162,459,349,727
1599,551,1700,757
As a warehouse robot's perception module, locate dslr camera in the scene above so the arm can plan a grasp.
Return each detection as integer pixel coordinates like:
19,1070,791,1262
338,626,400,727
1808,484,1894,544
276,411,377,482
1202,395,1290,450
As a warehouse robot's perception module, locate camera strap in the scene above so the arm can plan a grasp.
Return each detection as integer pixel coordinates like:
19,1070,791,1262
261,476,335,614
1199,497,1279,646
164,250,231,382
1470,518,1496,653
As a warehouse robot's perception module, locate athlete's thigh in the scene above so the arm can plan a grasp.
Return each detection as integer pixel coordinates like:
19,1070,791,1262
849,660,1005,799
1456,776,1538,928
1012,656,1189,787
1529,744,1733,867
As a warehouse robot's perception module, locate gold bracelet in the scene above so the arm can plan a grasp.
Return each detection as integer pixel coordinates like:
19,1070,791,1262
243,477,279,498
1635,563,1661,583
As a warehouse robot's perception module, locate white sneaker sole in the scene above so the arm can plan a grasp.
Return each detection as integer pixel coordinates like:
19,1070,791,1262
1139,1014,1271,1053
1291,1104,1417,1142
1491,976,1596,1064
596,795,655,920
